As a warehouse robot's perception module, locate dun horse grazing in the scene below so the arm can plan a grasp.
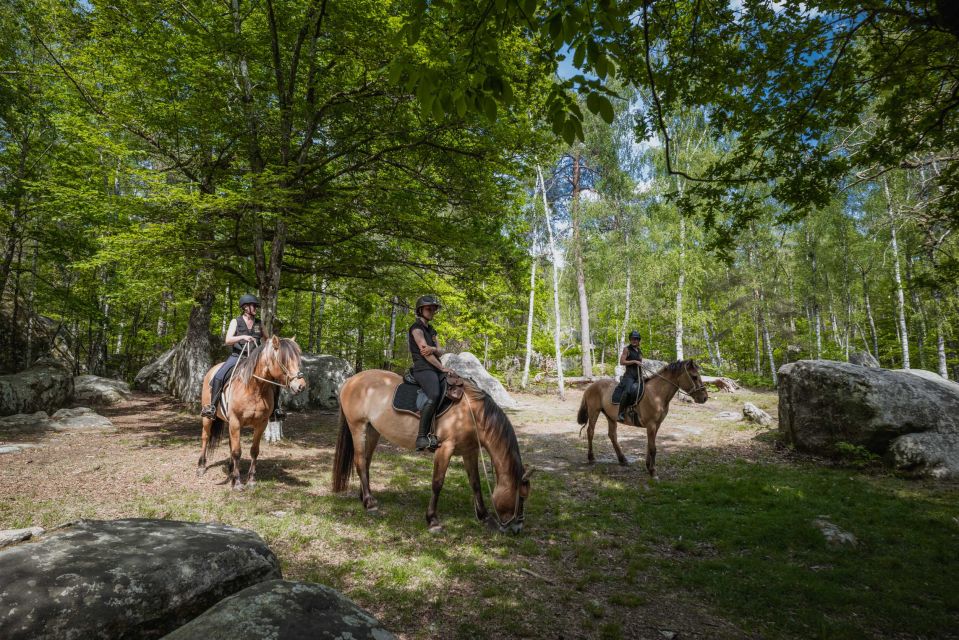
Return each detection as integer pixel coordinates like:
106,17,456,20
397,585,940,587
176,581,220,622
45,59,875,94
577,360,708,478
197,336,307,489
332,369,532,533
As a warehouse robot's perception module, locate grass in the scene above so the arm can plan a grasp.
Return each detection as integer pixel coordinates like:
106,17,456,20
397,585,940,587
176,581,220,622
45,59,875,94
2,421,957,638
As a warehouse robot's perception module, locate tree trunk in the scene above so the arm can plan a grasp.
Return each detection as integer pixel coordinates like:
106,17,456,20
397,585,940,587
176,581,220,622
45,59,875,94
675,215,686,360
157,291,173,338
384,295,398,369
760,292,777,384
537,165,564,399
254,218,287,335
355,322,365,373
221,282,231,337
618,267,632,357
25,240,38,365
521,256,537,388
884,179,910,368
308,272,318,352
935,294,949,379
861,270,879,361
569,153,593,378
169,287,215,406
314,278,327,353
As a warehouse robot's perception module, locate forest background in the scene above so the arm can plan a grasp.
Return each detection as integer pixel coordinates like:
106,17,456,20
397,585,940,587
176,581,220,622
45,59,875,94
2,0,958,396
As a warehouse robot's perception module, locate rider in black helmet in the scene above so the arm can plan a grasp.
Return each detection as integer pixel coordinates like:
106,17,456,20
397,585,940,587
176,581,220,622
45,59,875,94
617,330,644,422
201,294,279,419
407,294,452,451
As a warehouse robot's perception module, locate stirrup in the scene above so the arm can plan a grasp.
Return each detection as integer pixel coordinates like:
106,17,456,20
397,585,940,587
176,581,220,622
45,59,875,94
415,434,438,452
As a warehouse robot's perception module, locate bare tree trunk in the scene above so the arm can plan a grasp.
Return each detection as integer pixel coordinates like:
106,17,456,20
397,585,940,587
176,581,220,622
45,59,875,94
935,294,949,379
221,282,231,337
754,305,762,375
169,287,215,405
157,291,173,338
25,240,38,365
884,178,910,368
308,272,318,352
861,270,879,361
759,290,777,384
521,256,536,388
537,165,564,399
814,305,823,359
384,295,398,369
314,278,327,353
569,153,593,378
355,322,364,373
675,215,686,360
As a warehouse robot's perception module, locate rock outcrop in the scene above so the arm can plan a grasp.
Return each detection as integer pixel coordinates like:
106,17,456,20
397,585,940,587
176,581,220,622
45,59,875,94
441,352,517,409
0,357,74,417
849,351,880,368
134,347,176,393
73,374,132,406
281,354,353,411
162,580,396,640
0,408,115,434
778,360,959,479
743,402,772,426
0,519,281,640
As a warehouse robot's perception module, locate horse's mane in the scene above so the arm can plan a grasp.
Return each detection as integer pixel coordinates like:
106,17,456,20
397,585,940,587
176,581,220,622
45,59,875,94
464,383,524,485
661,359,696,375
236,338,302,384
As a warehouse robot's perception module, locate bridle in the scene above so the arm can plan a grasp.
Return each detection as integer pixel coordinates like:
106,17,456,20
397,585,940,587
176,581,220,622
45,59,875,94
251,342,304,389
463,390,526,533
643,361,707,398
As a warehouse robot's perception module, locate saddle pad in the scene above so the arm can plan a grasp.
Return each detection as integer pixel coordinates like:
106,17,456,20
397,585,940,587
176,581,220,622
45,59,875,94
612,378,645,406
391,382,454,418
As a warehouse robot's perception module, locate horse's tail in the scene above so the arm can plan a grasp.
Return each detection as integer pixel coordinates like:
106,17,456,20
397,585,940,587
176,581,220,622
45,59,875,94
332,407,354,493
577,393,589,426
209,418,225,452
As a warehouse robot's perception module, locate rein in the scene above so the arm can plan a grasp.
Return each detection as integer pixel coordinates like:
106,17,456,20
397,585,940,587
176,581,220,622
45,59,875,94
641,362,706,397
250,343,304,389
464,391,523,532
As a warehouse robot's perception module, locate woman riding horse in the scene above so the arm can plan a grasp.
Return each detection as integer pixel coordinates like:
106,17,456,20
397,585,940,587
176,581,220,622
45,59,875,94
201,294,283,422
616,330,645,421
408,294,452,452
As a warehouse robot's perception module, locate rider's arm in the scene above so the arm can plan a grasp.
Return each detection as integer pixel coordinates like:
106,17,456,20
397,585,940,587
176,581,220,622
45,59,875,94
412,328,448,372
619,347,630,366
224,319,252,347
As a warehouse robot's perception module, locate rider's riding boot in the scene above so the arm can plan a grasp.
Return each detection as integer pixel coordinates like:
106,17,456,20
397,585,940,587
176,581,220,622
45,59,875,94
201,378,224,418
617,406,626,422
270,387,286,421
415,400,439,451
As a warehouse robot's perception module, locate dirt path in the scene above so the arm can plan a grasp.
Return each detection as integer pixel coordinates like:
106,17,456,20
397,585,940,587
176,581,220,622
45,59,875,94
0,385,781,639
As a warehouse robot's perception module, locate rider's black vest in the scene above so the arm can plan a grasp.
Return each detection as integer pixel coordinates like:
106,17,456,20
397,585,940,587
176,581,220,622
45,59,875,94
408,318,439,372
624,344,643,379
232,315,263,355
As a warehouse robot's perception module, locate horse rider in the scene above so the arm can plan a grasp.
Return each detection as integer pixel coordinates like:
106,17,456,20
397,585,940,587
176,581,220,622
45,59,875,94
617,330,645,422
201,294,284,421
408,294,452,452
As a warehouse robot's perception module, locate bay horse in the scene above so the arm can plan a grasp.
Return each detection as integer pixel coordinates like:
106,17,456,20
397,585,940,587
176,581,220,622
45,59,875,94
332,369,532,533
577,360,708,478
197,335,307,489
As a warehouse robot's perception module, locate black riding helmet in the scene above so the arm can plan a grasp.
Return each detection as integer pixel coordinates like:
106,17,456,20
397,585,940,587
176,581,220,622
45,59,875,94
239,294,260,309
415,294,442,315
629,330,642,341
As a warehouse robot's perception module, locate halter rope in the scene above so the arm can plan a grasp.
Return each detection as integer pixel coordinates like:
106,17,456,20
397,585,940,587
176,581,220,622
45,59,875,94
463,390,524,532
641,361,706,397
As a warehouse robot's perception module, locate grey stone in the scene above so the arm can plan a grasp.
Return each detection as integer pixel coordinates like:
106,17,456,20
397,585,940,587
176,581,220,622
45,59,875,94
0,444,40,455
134,348,176,393
162,580,395,640
441,352,517,409
716,411,742,421
849,351,880,368
778,360,959,479
617,359,669,381
897,368,959,390
813,518,857,546
280,354,353,411
887,432,959,479
50,407,116,433
743,402,772,426
0,527,44,549
0,410,52,432
0,518,281,640
73,374,132,406
0,358,74,417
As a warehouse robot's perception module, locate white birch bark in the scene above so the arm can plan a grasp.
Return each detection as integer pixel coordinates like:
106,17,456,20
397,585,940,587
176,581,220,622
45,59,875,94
537,165,565,399
884,178,910,368
521,256,537,388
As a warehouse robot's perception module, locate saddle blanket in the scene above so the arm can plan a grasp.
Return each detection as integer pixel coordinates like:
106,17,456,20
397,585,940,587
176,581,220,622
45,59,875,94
612,378,645,406
391,382,455,418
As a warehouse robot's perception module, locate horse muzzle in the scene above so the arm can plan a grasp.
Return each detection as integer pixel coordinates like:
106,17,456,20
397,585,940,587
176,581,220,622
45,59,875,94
289,376,307,394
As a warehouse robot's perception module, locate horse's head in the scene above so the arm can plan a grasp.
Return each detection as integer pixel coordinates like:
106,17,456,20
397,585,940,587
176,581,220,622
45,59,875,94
681,360,708,404
265,335,307,394
489,466,533,535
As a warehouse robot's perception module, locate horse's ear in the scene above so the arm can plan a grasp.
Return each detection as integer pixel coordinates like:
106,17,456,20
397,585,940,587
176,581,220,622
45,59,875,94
290,335,296,343
271,335,280,349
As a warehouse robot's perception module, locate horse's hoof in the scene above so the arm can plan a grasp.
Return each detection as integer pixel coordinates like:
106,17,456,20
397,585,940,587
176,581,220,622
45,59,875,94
195,466,205,478
618,459,629,467
233,482,245,491
587,457,595,465
365,506,380,515
428,523,443,534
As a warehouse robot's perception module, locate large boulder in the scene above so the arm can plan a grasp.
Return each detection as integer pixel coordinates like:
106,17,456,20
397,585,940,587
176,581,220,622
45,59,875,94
134,347,176,393
778,360,959,478
162,580,396,640
0,519,281,640
0,357,74,417
614,359,668,381
441,352,517,409
281,354,353,411
73,374,132,406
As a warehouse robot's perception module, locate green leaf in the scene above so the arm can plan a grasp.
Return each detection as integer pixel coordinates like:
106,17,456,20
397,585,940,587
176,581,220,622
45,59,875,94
481,94,498,121
562,119,576,144
586,91,602,116
597,94,614,124
573,43,586,69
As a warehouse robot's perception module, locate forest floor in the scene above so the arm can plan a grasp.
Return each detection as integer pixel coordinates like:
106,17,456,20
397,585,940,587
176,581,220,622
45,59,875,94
1,385,957,639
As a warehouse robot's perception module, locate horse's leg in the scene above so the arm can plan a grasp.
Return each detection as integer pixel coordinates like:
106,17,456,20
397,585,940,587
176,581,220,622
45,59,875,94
247,422,266,487
463,449,488,521
426,441,454,531
197,417,212,477
608,417,628,466
229,416,244,490
363,423,380,473
352,425,377,511
646,423,659,479
586,408,598,464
